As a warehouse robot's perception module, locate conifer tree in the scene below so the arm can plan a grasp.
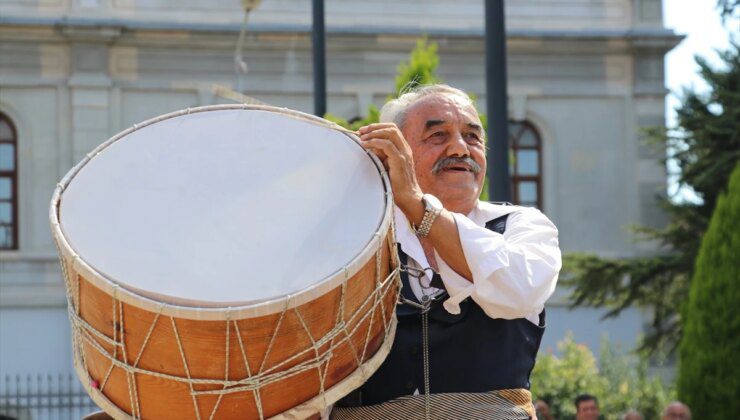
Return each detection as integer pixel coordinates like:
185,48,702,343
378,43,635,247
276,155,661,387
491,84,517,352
564,43,740,354
677,164,740,418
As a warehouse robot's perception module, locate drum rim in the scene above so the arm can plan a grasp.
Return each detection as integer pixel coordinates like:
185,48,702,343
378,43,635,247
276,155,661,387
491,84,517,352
49,104,394,320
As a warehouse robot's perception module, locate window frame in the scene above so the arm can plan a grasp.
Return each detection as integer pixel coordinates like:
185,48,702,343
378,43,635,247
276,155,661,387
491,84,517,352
0,112,19,250
509,120,543,209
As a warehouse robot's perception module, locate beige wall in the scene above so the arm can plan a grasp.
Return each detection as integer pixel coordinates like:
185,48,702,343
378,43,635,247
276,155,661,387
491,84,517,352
0,0,679,378
1,0,665,31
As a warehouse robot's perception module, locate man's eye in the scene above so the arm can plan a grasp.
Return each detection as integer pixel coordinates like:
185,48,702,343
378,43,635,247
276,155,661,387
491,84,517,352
426,131,447,143
465,133,482,143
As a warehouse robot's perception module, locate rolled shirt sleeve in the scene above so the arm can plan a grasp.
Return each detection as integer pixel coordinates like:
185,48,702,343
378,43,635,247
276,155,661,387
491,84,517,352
436,207,561,323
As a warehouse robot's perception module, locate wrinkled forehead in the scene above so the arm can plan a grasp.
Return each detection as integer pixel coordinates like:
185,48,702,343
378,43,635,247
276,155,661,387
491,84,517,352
404,93,481,129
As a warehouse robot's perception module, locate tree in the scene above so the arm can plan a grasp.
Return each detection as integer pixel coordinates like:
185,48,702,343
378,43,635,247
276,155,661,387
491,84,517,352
717,0,740,21
677,164,740,418
325,37,441,131
393,37,441,96
531,333,673,420
563,43,740,354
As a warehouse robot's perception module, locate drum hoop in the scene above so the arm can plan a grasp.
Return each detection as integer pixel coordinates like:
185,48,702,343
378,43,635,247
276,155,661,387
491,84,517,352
49,104,394,320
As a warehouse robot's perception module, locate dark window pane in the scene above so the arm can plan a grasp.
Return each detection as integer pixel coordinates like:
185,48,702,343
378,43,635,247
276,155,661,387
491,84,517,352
0,225,9,248
516,150,539,176
0,120,12,141
0,177,10,199
518,181,538,203
0,144,14,171
518,127,539,147
0,202,11,223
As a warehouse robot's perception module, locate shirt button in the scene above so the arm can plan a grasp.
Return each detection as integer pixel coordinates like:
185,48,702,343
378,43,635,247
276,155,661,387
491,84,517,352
405,380,414,390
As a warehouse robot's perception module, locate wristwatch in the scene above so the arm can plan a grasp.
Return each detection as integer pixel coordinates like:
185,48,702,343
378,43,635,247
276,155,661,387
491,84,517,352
412,194,443,238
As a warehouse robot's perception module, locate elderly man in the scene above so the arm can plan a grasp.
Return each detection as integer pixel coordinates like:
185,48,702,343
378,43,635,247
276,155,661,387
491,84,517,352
331,84,560,419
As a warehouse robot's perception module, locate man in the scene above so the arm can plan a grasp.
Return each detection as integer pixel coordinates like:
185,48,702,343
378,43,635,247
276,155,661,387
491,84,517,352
662,401,692,420
331,84,561,419
535,399,555,420
575,394,600,420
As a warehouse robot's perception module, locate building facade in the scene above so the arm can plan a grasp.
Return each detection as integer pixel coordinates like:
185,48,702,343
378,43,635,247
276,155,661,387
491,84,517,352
0,0,680,414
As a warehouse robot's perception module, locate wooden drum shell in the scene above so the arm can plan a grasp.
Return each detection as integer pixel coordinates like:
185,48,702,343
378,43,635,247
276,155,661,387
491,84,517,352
59,235,396,419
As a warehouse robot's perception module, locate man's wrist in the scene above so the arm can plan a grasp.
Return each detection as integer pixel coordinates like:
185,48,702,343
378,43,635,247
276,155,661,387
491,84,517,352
399,191,425,226
412,194,443,238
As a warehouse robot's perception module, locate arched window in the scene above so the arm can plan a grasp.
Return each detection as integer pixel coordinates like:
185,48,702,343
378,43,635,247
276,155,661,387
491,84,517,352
0,113,18,250
508,121,542,209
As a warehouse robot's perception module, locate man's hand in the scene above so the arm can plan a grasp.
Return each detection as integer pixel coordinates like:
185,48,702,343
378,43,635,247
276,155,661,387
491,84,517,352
358,123,425,224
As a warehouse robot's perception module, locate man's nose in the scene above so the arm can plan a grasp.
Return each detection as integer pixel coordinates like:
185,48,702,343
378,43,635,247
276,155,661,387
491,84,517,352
445,131,469,157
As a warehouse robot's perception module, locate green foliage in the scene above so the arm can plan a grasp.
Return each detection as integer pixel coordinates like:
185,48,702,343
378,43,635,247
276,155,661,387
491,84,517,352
324,104,380,132
532,334,674,420
324,37,441,130
717,0,740,20
563,43,740,354
677,164,740,418
394,37,441,96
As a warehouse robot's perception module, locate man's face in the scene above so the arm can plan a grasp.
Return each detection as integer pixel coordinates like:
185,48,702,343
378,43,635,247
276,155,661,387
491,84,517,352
400,93,486,210
575,399,600,420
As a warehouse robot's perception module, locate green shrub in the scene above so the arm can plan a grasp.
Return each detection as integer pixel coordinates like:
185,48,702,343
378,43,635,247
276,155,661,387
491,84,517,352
325,37,441,131
531,333,673,419
677,163,740,418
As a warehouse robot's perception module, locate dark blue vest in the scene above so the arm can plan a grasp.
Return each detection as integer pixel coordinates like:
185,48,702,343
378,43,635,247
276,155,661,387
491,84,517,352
336,212,546,407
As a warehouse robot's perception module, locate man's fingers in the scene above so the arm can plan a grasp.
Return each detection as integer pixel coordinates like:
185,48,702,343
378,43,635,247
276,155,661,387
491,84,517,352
360,141,388,162
359,127,411,156
360,138,409,169
360,138,398,159
357,123,397,134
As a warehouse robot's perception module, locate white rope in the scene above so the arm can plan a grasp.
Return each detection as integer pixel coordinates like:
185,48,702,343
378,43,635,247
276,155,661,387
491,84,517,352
292,306,327,400
62,244,400,418
66,267,398,380
171,317,203,420
232,319,264,420
208,309,231,420
116,287,142,420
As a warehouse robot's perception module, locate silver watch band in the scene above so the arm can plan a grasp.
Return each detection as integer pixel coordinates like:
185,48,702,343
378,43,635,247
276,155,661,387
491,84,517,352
413,206,442,237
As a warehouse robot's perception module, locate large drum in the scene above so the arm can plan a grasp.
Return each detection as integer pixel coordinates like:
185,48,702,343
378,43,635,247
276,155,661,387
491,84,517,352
49,105,400,419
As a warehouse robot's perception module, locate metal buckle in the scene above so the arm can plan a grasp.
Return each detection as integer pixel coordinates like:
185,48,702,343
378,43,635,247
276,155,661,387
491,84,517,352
397,263,448,314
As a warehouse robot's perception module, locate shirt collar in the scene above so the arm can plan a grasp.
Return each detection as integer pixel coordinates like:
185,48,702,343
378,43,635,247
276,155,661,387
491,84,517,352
465,200,520,226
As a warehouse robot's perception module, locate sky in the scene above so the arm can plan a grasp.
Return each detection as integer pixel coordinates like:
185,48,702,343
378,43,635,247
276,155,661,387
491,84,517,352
662,0,737,202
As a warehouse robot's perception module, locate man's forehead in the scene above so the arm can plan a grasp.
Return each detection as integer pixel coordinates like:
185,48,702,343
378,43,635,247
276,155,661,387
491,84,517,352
406,93,480,127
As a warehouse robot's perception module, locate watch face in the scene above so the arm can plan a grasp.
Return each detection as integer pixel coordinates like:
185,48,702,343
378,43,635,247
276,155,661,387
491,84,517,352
423,194,443,211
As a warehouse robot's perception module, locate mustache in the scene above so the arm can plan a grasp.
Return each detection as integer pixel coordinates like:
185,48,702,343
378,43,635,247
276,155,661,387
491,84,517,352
432,156,481,175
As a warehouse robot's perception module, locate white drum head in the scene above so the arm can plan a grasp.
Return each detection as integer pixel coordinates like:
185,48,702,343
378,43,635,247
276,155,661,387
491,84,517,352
59,108,386,307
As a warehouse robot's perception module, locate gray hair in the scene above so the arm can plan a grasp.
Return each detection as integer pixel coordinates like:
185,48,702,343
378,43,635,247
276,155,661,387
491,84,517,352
379,84,476,130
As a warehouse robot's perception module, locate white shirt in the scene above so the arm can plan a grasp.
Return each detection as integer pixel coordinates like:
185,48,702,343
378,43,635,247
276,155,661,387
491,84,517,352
322,202,561,418
395,201,561,324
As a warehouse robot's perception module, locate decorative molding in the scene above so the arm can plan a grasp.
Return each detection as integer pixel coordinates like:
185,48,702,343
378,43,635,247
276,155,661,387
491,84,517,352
59,24,121,43
0,283,67,308
0,14,681,41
